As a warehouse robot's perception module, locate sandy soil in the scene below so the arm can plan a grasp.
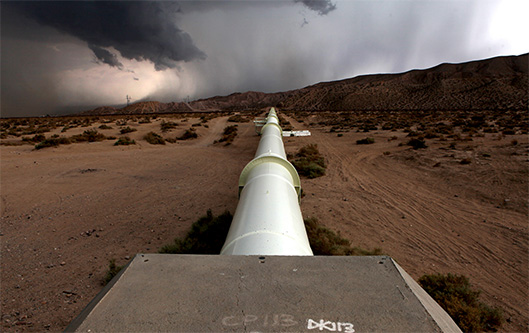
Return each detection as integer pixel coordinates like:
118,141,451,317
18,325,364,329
1,113,527,332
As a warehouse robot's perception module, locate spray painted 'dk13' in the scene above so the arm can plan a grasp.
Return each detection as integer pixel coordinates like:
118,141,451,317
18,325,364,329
220,108,313,256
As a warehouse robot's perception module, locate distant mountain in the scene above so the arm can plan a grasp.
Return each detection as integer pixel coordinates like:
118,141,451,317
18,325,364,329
81,53,528,116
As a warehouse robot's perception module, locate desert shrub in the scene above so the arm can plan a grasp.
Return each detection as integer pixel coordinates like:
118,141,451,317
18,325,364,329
98,124,113,130
35,138,59,149
356,137,375,145
114,136,135,146
165,137,177,143
102,259,125,286
34,137,70,149
71,129,106,142
424,130,439,139
360,124,377,132
138,117,151,124
8,129,22,137
278,114,292,130
337,133,343,137
158,210,381,256
304,217,382,256
407,138,427,149
218,125,238,145
159,210,233,254
161,120,178,132
21,127,37,135
115,119,127,126
418,273,503,332
119,126,136,134
290,144,326,179
381,123,393,130
35,126,51,134
58,137,71,144
144,132,165,145
293,159,326,179
228,114,249,123
23,134,46,143
178,128,198,140
460,158,472,165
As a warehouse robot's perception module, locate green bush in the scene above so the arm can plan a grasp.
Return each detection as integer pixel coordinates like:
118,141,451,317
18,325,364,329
159,211,381,257
102,259,125,285
161,120,178,132
178,128,198,140
219,125,238,145
407,138,427,149
418,273,503,332
71,129,106,142
35,137,71,149
120,126,137,134
304,217,382,256
114,136,136,146
292,159,326,179
356,137,375,145
290,144,326,179
159,210,233,254
228,115,249,123
23,134,46,143
144,132,165,145
35,138,59,149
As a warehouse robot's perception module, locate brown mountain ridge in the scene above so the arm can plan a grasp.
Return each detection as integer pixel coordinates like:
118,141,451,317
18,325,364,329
82,53,528,115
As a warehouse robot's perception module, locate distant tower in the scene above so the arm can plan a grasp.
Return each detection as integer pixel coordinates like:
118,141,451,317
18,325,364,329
126,95,131,106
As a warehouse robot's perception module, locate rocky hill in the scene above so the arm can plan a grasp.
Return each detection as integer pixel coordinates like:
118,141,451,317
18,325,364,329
82,53,528,115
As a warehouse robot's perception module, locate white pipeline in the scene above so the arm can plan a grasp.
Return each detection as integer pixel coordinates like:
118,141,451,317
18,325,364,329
220,108,313,256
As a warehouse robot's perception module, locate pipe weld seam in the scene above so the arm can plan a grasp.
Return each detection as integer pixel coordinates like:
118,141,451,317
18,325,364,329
243,172,298,193
261,122,282,136
221,230,308,254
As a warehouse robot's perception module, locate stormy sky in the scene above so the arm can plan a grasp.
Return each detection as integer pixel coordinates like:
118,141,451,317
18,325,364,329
1,0,528,117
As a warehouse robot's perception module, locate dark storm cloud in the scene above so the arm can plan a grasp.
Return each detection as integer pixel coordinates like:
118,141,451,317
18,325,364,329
2,0,518,118
296,0,336,15
88,44,124,69
6,1,206,71
5,0,336,73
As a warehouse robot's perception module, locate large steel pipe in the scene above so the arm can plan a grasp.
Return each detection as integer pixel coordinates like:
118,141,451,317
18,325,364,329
220,108,313,255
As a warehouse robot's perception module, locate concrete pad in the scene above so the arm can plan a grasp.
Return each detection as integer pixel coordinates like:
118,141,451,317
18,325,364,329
66,254,461,332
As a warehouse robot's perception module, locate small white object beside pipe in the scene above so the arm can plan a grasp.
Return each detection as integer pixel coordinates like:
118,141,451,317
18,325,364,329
221,108,313,256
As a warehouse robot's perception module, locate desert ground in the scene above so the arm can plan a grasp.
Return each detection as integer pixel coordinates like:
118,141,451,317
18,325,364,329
1,110,527,332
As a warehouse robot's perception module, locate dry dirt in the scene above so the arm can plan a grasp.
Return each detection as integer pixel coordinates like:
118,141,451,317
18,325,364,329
1,112,528,332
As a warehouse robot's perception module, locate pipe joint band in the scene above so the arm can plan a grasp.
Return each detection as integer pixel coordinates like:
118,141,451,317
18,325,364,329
239,155,301,200
260,122,282,136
